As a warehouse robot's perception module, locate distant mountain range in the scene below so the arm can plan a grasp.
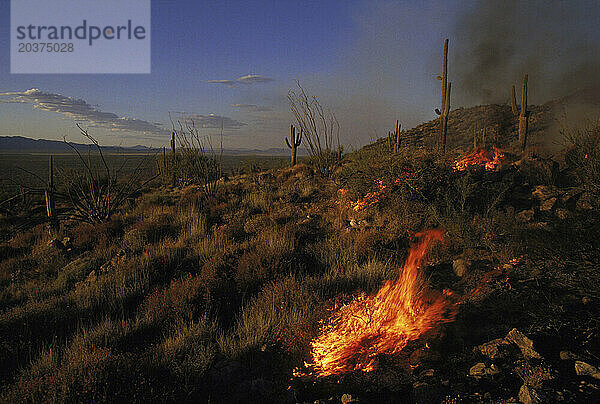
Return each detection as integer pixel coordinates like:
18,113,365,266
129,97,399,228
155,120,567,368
0,135,305,156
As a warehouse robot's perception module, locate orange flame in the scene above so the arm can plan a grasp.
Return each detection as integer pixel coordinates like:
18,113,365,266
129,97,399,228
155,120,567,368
338,174,416,213
349,179,388,211
297,230,458,378
452,148,504,172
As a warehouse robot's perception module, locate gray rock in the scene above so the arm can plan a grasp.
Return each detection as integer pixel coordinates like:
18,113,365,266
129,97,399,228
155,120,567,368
469,362,500,378
340,393,359,403
506,328,542,360
575,361,600,379
474,338,512,359
559,351,579,361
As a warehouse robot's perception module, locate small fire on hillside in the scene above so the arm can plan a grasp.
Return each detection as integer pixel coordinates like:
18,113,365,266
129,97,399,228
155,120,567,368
339,179,388,212
295,229,458,378
338,173,415,212
452,148,504,172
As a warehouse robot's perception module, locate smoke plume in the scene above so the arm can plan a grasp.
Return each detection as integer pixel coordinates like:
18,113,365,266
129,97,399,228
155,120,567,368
453,0,600,105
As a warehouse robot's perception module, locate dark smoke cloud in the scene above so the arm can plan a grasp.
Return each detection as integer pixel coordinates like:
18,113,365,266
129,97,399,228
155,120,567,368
453,0,600,105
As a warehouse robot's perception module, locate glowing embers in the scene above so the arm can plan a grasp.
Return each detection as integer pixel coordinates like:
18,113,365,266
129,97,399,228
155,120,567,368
452,148,504,172
296,230,458,378
338,173,415,212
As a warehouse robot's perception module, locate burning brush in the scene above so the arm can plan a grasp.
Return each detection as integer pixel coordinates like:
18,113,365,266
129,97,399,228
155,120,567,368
338,173,416,213
452,147,504,172
294,229,525,379
295,229,459,378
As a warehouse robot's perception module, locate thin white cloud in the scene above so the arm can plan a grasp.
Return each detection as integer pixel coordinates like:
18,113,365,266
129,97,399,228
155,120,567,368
231,103,272,112
206,79,237,87
236,74,274,84
207,74,274,88
0,88,168,136
173,112,246,129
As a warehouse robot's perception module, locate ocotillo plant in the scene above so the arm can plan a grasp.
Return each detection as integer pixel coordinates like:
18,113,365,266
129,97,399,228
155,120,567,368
286,124,302,166
510,85,519,115
45,155,57,232
519,74,529,151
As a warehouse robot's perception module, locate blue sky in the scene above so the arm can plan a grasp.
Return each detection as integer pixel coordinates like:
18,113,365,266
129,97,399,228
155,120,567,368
0,0,598,149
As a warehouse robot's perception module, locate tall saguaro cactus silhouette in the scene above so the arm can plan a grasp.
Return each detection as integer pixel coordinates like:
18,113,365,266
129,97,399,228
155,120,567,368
170,131,176,185
437,38,451,153
394,120,401,153
518,74,529,151
510,84,519,115
286,124,302,166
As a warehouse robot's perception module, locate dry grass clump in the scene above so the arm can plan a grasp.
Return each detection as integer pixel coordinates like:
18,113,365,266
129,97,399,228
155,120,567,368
219,276,322,360
153,317,219,395
140,273,205,328
563,122,600,192
242,189,273,214
243,213,274,234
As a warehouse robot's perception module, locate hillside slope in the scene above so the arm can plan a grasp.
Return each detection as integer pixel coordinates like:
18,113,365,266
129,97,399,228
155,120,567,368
369,86,600,154
0,93,599,403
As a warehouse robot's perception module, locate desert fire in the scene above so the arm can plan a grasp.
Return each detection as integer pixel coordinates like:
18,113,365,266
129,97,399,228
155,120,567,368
297,229,458,378
339,174,415,212
452,147,504,172
1,2,600,402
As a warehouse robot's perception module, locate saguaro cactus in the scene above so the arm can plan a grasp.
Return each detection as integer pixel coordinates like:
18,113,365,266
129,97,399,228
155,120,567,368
170,131,176,185
518,74,529,151
438,38,451,153
510,84,519,115
443,82,451,153
394,120,402,153
285,124,302,166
